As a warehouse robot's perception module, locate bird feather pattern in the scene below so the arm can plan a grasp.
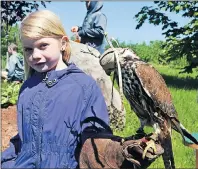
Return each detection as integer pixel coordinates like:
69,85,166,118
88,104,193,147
100,48,198,169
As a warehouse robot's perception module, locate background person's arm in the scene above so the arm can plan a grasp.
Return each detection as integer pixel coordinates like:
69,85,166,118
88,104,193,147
78,14,107,39
1,70,8,79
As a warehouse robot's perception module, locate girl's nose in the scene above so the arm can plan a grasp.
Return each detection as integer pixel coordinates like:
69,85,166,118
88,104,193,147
32,48,42,60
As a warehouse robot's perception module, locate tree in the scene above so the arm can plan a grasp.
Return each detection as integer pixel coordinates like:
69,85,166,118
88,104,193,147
1,1,50,48
135,1,198,73
1,25,23,57
1,1,50,27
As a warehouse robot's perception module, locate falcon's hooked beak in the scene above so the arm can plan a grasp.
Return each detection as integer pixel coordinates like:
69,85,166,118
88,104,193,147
105,67,115,76
106,71,111,76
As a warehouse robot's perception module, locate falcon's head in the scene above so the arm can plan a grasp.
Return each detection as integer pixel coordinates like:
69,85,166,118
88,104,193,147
100,48,140,75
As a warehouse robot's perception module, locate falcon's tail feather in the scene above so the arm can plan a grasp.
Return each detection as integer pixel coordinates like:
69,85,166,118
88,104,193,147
181,126,198,144
171,118,198,145
161,134,175,169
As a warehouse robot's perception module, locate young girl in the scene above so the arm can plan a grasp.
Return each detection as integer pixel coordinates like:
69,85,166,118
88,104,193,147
1,10,163,168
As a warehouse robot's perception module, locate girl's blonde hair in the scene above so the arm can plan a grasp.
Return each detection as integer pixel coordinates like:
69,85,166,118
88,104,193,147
20,10,71,79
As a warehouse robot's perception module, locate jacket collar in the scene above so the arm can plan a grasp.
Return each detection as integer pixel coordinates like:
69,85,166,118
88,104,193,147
35,63,81,87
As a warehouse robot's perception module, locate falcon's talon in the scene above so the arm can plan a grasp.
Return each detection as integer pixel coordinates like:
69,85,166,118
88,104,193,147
149,133,158,141
142,140,157,159
121,138,125,145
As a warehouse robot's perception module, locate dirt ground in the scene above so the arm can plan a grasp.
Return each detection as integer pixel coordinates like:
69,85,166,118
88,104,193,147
1,105,18,151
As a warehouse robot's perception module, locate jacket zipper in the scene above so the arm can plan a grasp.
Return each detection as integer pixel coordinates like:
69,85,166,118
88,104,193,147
35,87,47,168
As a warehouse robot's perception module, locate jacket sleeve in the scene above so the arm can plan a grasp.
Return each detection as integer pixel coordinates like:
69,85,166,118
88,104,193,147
1,133,22,165
7,55,17,79
78,14,107,39
80,81,110,142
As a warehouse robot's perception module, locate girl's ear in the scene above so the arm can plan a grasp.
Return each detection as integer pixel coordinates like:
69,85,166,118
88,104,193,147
61,35,71,64
61,36,69,51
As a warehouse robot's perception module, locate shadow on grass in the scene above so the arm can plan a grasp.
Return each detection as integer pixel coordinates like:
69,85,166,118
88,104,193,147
161,74,198,90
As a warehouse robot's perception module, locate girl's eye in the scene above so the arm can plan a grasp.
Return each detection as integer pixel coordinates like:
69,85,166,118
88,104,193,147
40,43,48,49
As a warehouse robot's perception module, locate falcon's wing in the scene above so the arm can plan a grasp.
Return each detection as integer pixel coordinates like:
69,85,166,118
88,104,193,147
133,61,178,118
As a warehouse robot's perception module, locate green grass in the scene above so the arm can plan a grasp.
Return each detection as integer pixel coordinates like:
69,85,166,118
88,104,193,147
113,64,198,168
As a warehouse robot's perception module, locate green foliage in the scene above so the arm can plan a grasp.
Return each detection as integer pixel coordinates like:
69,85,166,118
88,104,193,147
1,55,7,69
133,41,165,63
1,24,23,56
1,81,22,108
1,1,50,27
135,1,198,73
106,39,165,64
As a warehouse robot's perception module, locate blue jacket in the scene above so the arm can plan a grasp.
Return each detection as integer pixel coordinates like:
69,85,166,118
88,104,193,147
6,53,24,82
78,1,107,54
1,63,109,168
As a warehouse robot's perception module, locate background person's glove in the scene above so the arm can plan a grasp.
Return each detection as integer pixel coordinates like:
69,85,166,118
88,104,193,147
79,133,164,169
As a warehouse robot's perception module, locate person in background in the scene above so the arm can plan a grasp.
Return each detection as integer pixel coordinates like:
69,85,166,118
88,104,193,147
1,10,163,169
71,1,107,54
1,43,24,82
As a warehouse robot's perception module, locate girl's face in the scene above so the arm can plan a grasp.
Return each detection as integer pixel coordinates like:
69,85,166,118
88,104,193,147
22,37,66,72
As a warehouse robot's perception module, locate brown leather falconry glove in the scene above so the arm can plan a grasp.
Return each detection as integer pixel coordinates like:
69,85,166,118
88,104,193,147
79,133,164,169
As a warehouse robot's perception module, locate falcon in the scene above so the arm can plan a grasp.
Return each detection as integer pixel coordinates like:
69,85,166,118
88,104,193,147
100,47,198,169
